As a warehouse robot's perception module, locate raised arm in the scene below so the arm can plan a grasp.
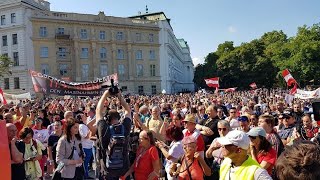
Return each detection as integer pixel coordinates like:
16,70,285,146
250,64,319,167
96,90,110,122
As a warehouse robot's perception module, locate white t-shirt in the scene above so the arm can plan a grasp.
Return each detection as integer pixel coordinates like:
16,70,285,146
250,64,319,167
226,117,240,130
33,129,49,148
165,141,184,174
79,124,94,149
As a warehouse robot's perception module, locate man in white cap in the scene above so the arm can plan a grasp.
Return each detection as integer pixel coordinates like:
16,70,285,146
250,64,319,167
218,130,272,180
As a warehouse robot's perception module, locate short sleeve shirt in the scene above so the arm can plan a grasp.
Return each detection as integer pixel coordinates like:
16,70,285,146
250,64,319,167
257,148,277,175
134,146,159,180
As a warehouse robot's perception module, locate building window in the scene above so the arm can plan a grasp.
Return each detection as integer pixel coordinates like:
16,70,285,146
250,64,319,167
100,31,106,40
2,53,8,57
81,48,89,59
138,86,144,94
1,15,5,25
136,64,143,77
80,29,88,39
100,64,108,77
4,78,9,90
150,64,156,76
12,34,17,45
2,35,7,46
116,32,123,40
13,52,19,66
41,64,49,74
100,47,107,59
40,47,48,58
151,85,156,95
59,64,68,76
81,64,89,81
121,86,127,92
117,49,124,59
136,33,141,41
58,47,66,59
40,27,47,37
118,64,125,75
149,33,154,42
11,13,16,24
14,77,19,89
57,27,64,35
149,50,155,60
135,50,142,60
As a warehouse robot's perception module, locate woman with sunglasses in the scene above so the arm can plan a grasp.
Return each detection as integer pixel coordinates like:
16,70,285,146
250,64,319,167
170,136,211,180
122,130,161,180
248,127,277,175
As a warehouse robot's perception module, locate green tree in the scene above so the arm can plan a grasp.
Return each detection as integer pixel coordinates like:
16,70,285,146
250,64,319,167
0,55,13,77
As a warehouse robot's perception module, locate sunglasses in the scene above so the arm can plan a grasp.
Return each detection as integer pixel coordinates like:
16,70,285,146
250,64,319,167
230,112,236,113
218,128,227,131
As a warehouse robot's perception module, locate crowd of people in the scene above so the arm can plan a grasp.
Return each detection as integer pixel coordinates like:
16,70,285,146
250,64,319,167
3,88,320,180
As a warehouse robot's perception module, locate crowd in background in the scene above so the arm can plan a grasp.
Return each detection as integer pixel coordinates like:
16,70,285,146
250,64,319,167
3,88,320,180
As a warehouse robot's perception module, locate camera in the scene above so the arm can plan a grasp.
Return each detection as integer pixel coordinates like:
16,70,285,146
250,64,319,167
109,79,119,96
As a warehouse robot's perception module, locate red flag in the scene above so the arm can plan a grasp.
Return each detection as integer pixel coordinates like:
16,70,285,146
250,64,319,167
249,82,257,89
204,77,219,88
282,69,297,86
225,87,237,92
289,83,297,95
0,121,11,180
0,88,7,105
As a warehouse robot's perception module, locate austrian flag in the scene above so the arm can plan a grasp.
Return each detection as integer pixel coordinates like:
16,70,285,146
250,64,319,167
204,77,219,88
282,69,297,86
282,69,298,95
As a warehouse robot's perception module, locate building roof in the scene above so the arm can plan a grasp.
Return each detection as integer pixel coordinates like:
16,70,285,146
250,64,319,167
128,11,172,29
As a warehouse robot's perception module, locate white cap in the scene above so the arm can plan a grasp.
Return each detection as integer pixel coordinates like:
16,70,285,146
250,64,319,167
217,130,250,150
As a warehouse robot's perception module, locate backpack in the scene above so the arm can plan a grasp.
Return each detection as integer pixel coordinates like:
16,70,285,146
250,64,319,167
97,120,129,178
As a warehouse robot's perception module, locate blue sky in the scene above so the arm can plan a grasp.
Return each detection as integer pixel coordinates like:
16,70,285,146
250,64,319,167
50,0,320,66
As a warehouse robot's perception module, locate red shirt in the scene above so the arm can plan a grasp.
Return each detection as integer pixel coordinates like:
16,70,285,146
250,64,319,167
184,129,205,152
134,146,159,180
257,147,277,175
14,121,23,137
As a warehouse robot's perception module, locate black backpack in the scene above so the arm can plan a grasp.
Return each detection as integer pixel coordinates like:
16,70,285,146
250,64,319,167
96,120,129,178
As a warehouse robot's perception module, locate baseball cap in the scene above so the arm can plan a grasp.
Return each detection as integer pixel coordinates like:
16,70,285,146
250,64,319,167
217,130,250,150
238,116,249,122
282,108,294,118
183,114,196,124
247,127,266,138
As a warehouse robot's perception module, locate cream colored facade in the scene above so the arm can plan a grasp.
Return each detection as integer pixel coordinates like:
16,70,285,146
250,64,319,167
31,11,161,95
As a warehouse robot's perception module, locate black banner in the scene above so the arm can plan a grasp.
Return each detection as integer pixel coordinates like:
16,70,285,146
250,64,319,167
30,70,118,96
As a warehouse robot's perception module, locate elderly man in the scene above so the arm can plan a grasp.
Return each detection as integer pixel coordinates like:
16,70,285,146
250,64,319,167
6,123,25,180
278,108,296,145
218,130,272,180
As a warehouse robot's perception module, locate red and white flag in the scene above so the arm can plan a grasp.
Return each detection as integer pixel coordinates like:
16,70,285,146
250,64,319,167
249,82,257,89
282,69,297,86
0,88,7,105
290,84,297,95
204,77,219,88
225,87,237,92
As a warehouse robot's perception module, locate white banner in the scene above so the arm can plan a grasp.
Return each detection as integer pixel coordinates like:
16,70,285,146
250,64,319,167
294,88,320,99
4,92,31,100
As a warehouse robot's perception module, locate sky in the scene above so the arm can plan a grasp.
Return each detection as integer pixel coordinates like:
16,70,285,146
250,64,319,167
49,0,320,66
